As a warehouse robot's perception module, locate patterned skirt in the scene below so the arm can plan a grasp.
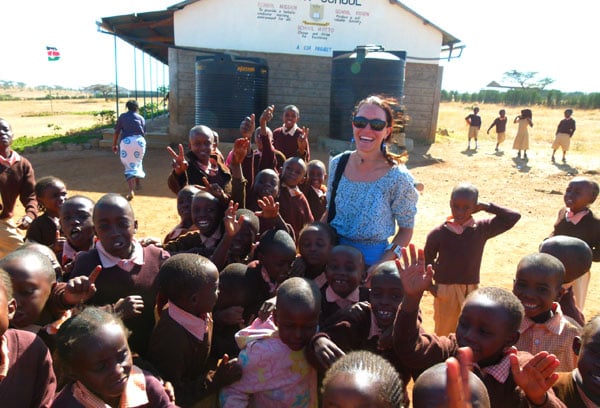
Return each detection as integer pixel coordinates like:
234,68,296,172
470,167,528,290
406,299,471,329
119,135,146,180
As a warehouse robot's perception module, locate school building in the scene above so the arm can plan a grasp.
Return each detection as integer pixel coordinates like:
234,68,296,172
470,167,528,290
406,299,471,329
100,0,462,146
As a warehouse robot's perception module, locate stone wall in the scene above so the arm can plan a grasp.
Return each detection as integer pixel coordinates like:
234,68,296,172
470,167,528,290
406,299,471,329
168,48,441,145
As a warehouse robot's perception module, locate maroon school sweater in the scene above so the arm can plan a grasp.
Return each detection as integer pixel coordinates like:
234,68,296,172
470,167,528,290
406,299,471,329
272,126,309,161
0,153,37,220
68,245,169,357
0,329,56,408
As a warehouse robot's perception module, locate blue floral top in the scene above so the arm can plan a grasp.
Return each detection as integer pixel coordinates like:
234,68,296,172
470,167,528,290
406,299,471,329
327,151,418,245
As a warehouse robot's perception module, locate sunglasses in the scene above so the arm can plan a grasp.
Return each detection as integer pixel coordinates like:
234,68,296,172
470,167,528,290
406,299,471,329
352,116,388,131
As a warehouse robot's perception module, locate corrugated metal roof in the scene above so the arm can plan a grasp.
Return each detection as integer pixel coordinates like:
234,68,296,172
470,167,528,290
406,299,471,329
99,10,174,64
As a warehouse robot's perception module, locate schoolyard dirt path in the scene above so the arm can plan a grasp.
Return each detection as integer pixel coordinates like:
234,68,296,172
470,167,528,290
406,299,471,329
20,136,600,330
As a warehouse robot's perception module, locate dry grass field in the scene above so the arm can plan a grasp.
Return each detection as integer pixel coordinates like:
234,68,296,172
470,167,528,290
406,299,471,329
7,96,600,335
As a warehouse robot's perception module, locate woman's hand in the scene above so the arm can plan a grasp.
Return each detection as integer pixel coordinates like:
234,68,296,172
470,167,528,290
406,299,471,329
166,144,189,175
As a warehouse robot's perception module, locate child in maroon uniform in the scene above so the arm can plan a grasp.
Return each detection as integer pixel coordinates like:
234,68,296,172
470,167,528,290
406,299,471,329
67,193,169,358
394,244,565,408
26,176,67,250
320,245,369,326
167,125,232,196
425,182,521,336
549,176,600,312
148,254,242,407
0,118,37,258
278,156,314,238
552,315,600,407
52,307,175,407
300,159,328,222
163,190,225,257
271,104,310,161
58,196,95,271
308,260,412,406
163,185,199,245
0,269,56,407
291,222,336,288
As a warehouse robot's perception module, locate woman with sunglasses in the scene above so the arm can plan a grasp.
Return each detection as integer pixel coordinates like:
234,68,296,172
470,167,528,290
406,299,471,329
326,95,419,268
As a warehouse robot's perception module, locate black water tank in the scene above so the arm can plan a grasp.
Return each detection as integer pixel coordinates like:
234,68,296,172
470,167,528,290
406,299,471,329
195,54,268,141
330,45,406,140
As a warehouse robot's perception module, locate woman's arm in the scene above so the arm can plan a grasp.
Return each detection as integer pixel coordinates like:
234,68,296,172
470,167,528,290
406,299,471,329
379,227,413,262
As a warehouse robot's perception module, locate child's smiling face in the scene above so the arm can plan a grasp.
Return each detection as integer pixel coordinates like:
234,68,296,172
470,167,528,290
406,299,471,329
191,193,221,236
253,170,279,199
449,191,477,225
369,273,403,329
455,294,519,367
281,159,306,188
283,109,299,130
189,130,213,165
307,165,326,190
513,265,563,320
326,248,363,299
70,322,133,406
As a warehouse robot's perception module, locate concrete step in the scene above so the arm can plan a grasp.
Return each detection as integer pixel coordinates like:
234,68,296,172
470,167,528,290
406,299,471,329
100,129,169,149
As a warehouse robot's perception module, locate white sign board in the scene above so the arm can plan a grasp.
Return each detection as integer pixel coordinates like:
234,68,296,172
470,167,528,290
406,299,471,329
175,0,443,60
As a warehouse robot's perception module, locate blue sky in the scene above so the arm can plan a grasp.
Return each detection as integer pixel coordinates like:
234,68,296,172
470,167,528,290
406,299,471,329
2,0,598,93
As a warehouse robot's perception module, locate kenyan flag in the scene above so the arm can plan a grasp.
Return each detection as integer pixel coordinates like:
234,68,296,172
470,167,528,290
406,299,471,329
47,46,60,61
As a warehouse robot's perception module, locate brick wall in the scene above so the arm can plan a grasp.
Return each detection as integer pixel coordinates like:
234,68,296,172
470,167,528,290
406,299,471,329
168,48,441,145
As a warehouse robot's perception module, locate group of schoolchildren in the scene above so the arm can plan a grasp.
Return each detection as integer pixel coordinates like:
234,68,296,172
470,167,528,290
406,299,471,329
0,104,599,408
466,107,576,162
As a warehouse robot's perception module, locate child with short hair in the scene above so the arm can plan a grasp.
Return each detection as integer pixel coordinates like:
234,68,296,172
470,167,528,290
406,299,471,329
58,195,95,269
52,307,175,407
549,176,600,311
320,244,369,326
540,235,593,326
513,253,581,372
272,104,310,161
25,176,67,250
211,206,260,271
487,108,507,152
425,182,521,336
67,193,170,358
148,254,242,407
300,159,328,222
394,245,564,408
308,260,412,406
291,222,337,288
163,185,199,245
245,228,297,319
163,190,226,256
551,108,576,163
465,106,481,150
0,118,38,258
212,263,255,359
219,277,320,407
412,360,490,408
167,124,232,196
552,314,600,407
321,350,404,408
0,268,56,407
279,156,314,238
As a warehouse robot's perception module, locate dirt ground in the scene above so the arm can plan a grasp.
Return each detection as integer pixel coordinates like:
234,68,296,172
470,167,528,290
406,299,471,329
17,135,600,331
